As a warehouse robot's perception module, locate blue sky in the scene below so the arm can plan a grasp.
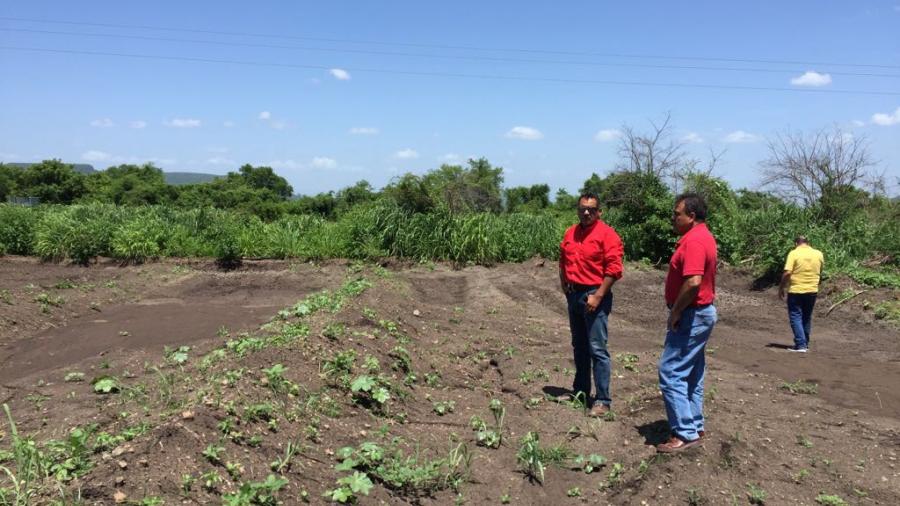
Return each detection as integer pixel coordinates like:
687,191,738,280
1,1,898,196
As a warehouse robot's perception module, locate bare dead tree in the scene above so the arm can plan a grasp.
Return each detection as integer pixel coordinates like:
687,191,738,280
673,147,728,194
759,126,877,206
616,112,686,181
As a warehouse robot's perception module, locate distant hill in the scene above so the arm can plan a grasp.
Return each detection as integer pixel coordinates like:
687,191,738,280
163,172,221,185
6,162,96,174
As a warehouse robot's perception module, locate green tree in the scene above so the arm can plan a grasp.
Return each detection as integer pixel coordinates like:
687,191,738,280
0,163,18,201
287,192,338,218
578,173,604,197
87,163,176,205
16,159,87,204
384,173,435,213
553,188,578,212
422,158,504,213
505,184,550,212
230,164,294,199
335,180,377,215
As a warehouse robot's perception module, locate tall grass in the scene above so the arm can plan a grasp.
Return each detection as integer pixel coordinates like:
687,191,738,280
0,201,896,288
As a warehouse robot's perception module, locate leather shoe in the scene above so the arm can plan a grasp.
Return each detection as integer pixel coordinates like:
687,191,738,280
656,435,701,453
588,404,610,417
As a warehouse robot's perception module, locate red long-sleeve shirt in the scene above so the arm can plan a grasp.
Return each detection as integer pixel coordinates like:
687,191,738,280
559,220,624,285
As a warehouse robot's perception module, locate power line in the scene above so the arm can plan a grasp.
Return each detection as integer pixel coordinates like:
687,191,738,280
1,15,898,71
3,27,898,79
2,45,899,96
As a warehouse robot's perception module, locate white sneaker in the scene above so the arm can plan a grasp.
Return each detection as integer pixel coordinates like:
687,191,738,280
787,347,808,353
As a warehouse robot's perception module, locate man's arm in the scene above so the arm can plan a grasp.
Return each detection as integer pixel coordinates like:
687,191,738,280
585,275,617,312
559,265,572,294
586,229,624,312
668,275,702,330
778,271,791,300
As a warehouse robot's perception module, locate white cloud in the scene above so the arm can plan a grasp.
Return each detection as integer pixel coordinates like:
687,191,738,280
311,157,338,169
270,120,289,130
349,127,379,135
258,111,272,120
129,120,147,129
90,118,114,128
394,148,419,159
871,106,900,126
790,71,832,87
851,119,866,127
165,118,201,128
439,153,460,162
330,68,351,81
223,121,236,128
505,126,544,140
81,150,111,162
723,130,761,143
593,129,621,142
206,156,235,166
681,132,704,144
269,159,305,171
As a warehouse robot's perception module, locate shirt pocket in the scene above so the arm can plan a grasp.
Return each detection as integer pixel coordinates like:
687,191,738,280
583,238,603,261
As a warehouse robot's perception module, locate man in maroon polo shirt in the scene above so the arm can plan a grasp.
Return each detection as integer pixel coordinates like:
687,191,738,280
559,192,624,417
656,193,718,453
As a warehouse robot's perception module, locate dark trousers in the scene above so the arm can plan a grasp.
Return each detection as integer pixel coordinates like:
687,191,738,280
567,289,613,407
787,292,817,349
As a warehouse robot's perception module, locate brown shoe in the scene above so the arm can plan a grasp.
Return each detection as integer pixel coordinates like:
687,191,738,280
588,404,610,417
698,430,706,439
656,435,702,453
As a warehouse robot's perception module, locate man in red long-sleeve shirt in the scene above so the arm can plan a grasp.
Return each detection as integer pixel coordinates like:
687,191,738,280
559,192,625,417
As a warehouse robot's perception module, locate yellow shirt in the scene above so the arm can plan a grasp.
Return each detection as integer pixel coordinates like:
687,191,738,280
784,244,824,294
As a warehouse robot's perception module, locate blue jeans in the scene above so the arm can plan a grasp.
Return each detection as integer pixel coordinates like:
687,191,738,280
787,293,817,350
567,289,613,407
658,305,717,441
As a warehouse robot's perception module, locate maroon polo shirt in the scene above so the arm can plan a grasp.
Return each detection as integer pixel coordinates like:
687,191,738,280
559,220,624,286
665,223,717,307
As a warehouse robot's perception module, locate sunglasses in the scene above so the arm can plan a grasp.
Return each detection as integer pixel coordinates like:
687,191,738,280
577,206,599,213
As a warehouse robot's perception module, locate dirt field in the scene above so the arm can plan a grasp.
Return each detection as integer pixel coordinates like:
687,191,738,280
0,257,898,505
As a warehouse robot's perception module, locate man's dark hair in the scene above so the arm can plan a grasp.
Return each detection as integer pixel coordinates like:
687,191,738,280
794,235,809,245
578,192,600,205
675,193,707,221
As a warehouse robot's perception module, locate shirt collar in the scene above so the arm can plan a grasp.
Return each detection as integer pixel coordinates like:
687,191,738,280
676,222,708,245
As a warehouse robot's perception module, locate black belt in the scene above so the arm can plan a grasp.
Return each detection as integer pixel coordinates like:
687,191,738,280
572,283,599,292
667,303,713,310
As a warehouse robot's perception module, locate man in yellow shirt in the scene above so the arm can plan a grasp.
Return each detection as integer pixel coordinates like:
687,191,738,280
778,236,824,352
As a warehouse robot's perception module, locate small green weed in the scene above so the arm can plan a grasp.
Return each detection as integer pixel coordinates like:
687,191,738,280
815,494,846,506
780,380,818,395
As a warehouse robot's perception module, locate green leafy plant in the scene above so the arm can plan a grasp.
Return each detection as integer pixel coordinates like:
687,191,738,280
815,494,846,506
516,432,546,483
432,400,456,416
615,352,639,372
91,376,119,394
325,471,374,503
222,475,289,505
571,453,607,474
165,345,191,365
350,375,391,407
780,380,818,395
747,483,766,505
202,443,225,465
